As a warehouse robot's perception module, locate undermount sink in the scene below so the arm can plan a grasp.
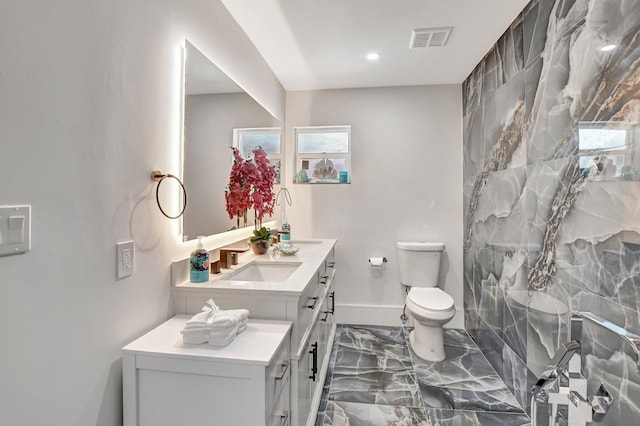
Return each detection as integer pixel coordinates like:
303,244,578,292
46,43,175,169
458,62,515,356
226,261,301,282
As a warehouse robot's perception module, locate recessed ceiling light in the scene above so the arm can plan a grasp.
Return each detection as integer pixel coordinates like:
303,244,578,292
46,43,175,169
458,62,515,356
600,44,617,52
366,52,381,61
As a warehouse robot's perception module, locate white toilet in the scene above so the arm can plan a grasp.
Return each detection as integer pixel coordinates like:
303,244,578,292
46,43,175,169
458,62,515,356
397,241,455,362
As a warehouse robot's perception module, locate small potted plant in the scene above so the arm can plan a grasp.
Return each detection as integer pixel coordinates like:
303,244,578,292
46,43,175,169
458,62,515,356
249,226,278,254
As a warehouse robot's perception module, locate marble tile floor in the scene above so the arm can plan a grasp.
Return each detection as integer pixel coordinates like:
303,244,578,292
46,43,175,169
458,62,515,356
315,324,532,426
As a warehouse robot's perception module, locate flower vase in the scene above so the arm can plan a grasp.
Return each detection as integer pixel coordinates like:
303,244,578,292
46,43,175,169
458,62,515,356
251,240,271,255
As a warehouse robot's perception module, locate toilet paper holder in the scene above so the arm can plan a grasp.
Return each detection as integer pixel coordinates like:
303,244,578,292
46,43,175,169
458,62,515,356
368,257,387,266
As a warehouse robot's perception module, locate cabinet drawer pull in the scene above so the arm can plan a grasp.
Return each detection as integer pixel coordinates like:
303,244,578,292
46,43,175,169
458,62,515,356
327,261,336,268
275,361,289,380
276,410,289,426
309,342,318,381
306,297,319,309
321,310,329,322
320,275,329,284
329,291,335,314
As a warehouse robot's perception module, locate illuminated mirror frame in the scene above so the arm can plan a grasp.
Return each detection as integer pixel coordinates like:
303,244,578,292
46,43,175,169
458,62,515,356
180,40,281,243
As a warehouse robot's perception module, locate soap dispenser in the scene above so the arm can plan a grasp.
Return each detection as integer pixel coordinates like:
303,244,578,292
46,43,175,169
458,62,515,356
190,236,210,283
280,222,291,241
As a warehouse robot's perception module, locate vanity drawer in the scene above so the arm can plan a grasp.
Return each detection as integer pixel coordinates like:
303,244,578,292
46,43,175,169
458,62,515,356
268,381,291,426
297,275,321,350
266,333,291,415
323,246,336,276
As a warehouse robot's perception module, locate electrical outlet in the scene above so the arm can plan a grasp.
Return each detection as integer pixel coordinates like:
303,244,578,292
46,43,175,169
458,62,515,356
122,248,131,269
116,241,134,279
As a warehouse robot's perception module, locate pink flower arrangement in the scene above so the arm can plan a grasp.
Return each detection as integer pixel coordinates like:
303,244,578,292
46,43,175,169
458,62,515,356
225,147,277,226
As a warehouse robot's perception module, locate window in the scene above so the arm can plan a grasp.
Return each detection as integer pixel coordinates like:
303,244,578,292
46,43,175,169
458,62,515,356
578,122,633,179
233,127,282,184
294,125,351,184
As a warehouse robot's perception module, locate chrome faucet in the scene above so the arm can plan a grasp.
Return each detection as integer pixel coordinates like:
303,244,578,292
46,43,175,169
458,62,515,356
532,340,580,400
530,310,640,424
531,340,582,424
531,338,613,425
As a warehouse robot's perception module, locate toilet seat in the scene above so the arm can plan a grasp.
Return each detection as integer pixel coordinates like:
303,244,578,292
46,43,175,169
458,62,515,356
407,288,455,317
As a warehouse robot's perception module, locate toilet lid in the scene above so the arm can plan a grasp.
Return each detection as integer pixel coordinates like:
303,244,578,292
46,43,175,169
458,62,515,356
408,288,454,311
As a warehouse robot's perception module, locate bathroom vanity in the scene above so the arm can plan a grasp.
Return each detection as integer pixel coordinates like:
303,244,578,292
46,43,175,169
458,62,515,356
122,317,292,426
171,238,337,426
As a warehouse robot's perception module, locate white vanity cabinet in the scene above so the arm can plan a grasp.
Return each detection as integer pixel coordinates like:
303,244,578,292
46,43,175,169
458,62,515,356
122,316,292,426
171,239,337,426
293,281,335,426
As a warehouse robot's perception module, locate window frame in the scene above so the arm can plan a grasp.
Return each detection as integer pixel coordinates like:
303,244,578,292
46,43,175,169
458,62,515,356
233,127,282,185
577,121,633,179
293,125,351,184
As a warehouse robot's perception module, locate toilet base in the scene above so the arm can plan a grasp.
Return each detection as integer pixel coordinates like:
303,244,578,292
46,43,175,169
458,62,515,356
409,326,446,362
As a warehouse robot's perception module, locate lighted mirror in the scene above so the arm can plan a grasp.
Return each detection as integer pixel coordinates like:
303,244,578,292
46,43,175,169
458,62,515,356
182,40,281,242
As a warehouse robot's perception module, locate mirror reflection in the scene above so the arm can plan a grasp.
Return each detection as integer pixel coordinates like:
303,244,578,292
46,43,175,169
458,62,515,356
578,121,640,180
182,41,281,242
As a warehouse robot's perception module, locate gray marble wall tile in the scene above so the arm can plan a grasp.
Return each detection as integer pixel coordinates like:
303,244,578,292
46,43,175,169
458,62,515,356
463,107,487,182
464,1,640,424
476,322,536,415
523,57,543,123
554,177,640,307
521,0,555,66
521,277,571,376
464,255,480,338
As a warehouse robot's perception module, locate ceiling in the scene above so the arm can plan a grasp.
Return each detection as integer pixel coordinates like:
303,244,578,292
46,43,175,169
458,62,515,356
221,0,532,91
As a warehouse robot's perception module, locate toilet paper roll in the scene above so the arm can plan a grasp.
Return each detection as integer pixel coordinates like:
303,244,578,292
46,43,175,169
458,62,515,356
369,257,384,267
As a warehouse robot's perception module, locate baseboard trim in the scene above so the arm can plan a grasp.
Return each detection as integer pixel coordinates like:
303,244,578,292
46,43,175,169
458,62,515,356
334,303,465,329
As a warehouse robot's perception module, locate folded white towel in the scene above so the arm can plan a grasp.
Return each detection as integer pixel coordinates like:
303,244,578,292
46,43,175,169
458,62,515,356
181,327,209,336
237,322,247,334
181,330,209,344
207,314,238,328
207,322,240,347
217,309,250,321
185,324,209,333
214,309,249,335
207,324,239,338
181,299,250,344
185,310,212,326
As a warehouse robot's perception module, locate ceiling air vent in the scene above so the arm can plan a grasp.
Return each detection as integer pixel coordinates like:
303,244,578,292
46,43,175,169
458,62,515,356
410,27,453,48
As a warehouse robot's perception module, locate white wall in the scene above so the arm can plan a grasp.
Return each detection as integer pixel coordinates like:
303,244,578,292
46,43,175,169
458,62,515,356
285,86,464,327
0,1,283,425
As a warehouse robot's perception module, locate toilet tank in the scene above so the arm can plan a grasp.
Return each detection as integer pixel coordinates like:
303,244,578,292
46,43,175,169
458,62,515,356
396,241,444,287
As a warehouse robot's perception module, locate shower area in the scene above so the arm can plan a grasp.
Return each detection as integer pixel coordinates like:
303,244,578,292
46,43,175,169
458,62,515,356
463,0,640,424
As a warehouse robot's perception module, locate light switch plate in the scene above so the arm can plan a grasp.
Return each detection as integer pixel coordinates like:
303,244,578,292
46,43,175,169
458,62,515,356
0,205,31,257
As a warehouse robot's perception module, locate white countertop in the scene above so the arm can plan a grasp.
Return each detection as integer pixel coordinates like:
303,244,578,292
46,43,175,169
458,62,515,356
174,238,336,296
123,315,292,366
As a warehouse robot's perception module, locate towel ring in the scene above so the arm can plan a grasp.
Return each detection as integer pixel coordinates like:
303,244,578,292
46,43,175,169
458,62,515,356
151,170,187,219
